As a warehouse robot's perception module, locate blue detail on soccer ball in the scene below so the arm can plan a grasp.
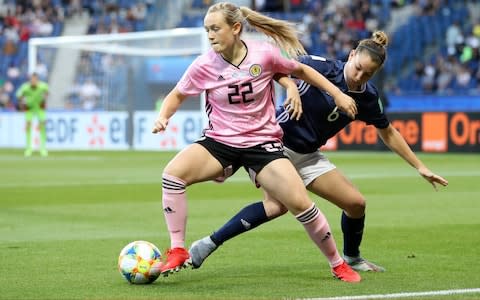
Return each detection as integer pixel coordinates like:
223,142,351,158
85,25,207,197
126,247,136,256
122,271,133,283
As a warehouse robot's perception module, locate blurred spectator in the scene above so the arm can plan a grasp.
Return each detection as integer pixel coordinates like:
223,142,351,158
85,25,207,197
109,18,120,33
34,62,49,81
3,25,19,55
128,3,147,22
446,21,461,49
414,61,425,78
18,20,30,41
473,20,480,39
421,62,436,92
454,64,472,89
64,0,83,17
435,56,454,93
0,80,15,110
79,78,101,110
261,0,284,11
33,15,54,37
1,0,159,111
391,0,407,8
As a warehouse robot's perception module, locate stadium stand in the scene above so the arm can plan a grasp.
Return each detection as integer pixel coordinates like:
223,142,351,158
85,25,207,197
0,0,64,110
174,1,479,98
0,0,155,111
1,0,479,112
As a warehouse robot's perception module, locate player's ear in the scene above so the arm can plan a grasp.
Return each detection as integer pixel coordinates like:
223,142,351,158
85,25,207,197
348,49,356,60
232,22,242,35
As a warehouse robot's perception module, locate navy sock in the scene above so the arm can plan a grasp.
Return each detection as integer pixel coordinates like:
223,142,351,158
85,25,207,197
341,211,365,257
210,202,268,246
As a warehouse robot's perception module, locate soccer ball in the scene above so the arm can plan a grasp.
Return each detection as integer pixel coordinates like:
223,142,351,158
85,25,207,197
118,240,162,284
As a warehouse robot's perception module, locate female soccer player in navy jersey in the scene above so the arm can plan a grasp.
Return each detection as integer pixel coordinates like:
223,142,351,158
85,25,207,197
152,2,361,282
189,30,449,272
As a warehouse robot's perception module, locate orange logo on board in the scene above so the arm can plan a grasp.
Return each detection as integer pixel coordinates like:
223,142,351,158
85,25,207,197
422,112,448,152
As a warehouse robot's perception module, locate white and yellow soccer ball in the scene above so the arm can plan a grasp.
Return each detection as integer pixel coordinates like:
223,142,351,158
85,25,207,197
118,240,162,284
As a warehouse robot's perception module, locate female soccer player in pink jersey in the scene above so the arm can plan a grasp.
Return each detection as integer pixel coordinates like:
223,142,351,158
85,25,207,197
188,31,449,274
152,2,360,282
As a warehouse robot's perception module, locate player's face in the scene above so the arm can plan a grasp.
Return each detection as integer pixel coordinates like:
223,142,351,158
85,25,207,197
30,75,38,87
345,50,379,89
204,12,239,54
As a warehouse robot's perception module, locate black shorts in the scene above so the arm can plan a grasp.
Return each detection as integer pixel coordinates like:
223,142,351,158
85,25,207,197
195,136,287,185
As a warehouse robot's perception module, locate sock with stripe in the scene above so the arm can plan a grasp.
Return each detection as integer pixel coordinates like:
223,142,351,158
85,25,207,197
341,211,365,257
210,201,268,246
296,204,343,268
162,173,187,249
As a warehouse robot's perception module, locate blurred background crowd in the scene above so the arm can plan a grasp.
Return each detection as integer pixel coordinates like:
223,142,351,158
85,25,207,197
1,0,479,111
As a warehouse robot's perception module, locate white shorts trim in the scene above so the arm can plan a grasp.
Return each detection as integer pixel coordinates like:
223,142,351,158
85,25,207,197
284,147,336,186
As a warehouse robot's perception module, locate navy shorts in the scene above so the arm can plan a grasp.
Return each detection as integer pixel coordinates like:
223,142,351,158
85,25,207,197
195,136,287,185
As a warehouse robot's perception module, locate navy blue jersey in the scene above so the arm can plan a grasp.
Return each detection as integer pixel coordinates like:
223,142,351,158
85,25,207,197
277,55,390,154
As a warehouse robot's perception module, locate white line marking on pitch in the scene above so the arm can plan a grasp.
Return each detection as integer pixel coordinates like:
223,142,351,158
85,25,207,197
300,288,480,300
1,170,480,188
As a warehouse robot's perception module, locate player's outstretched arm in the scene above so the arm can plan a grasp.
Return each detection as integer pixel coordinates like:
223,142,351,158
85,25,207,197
378,124,449,190
291,63,358,119
274,74,302,120
152,88,187,133
416,166,448,191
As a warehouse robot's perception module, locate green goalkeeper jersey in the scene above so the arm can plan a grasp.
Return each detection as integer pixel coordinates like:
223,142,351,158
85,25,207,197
16,81,49,110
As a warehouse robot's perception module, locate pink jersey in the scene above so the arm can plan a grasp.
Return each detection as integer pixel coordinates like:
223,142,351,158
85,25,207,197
176,39,299,148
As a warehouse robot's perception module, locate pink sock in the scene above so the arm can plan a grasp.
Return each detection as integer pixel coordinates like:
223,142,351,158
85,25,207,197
296,204,343,268
162,173,187,249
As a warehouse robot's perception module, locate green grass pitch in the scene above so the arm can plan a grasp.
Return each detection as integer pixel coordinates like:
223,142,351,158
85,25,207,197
0,149,479,300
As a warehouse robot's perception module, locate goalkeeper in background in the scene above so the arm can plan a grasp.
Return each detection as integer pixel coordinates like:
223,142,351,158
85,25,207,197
16,73,49,157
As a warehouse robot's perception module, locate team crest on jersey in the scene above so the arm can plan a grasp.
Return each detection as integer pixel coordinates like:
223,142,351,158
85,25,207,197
249,64,262,77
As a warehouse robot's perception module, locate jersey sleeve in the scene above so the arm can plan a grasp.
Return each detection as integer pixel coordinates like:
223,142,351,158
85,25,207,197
175,57,205,96
41,82,49,95
269,43,299,75
299,55,338,80
361,85,390,129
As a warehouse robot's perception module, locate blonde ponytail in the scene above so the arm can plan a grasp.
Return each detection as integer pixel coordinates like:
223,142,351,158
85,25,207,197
207,2,306,58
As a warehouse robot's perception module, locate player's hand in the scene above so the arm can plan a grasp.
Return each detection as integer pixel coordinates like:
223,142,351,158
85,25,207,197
283,86,302,121
40,101,46,109
418,166,448,191
152,117,169,134
333,93,357,119
19,102,27,111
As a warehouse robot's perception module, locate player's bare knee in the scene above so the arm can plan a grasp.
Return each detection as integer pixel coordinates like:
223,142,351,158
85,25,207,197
345,196,366,218
278,205,288,216
263,200,288,218
271,205,289,218
162,171,188,187
288,195,313,215
163,160,195,183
